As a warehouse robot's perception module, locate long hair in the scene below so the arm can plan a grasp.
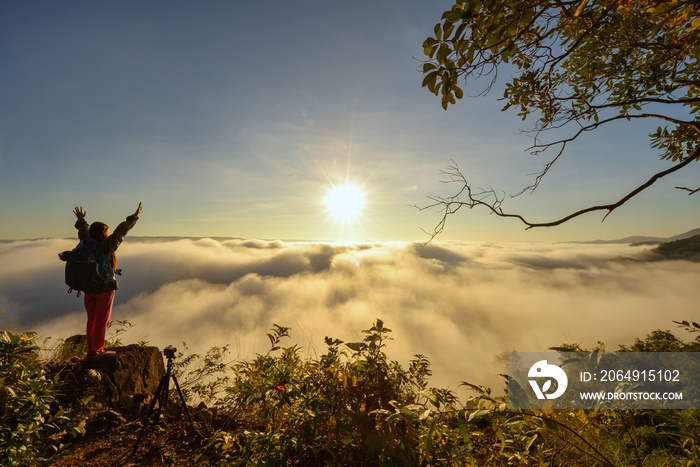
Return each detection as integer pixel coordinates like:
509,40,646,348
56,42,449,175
88,222,117,268
88,222,108,241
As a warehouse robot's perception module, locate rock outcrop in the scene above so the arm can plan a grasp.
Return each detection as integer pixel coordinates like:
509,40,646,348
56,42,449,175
47,343,165,407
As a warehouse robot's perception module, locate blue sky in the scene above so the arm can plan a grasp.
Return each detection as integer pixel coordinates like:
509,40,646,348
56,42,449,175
2,0,699,242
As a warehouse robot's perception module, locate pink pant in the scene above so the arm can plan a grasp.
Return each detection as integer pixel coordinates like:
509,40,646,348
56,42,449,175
84,291,115,355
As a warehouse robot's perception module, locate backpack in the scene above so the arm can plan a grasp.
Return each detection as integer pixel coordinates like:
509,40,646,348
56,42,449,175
58,238,115,297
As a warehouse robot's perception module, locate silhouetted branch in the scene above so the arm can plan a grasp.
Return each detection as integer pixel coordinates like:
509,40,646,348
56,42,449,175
417,146,699,245
675,186,700,195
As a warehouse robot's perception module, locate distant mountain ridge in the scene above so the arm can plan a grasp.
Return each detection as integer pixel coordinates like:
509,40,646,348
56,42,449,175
579,228,700,245
3,230,700,245
653,234,700,260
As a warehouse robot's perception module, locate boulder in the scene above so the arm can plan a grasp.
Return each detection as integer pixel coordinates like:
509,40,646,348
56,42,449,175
83,344,165,399
48,344,166,407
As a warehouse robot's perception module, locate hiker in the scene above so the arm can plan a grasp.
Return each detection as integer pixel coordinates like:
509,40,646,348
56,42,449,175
72,202,142,360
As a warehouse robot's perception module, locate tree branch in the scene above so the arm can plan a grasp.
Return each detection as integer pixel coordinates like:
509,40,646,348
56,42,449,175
417,146,700,244
527,113,699,158
675,186,700,195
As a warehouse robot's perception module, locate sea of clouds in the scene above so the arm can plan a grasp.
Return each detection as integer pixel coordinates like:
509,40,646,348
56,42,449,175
2,237,699,393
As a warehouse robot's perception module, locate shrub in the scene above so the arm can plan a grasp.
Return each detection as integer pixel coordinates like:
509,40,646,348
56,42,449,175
0,331,83,466
170,342,232,406
199,320,700,466
211,320,443,465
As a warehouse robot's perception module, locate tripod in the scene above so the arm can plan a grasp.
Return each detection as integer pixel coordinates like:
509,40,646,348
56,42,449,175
131,346,193,456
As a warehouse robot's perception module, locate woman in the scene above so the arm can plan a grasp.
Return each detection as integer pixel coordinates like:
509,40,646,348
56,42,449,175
72,202,142,360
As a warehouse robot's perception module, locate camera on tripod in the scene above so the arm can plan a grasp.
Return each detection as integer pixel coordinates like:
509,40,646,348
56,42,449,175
132,343,192,457
163,345,177,359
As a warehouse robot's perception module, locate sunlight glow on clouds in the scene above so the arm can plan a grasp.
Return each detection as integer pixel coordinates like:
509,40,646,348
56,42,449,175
1,238,699,392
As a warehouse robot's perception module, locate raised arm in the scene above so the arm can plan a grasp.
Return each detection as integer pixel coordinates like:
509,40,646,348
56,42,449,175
73,206,89,239
101,203,142,255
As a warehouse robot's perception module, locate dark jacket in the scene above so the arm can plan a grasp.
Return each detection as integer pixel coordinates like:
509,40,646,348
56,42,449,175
74,214,139,292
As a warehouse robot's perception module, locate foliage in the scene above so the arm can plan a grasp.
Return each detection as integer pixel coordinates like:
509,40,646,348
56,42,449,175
0,331,83,466
104,319,134,347
674,319,700,335
5,319,700,466
189,320,700,466
555,328,700,465
170,343,232,405
422,0,699,154
619,328,700,352
419,0,700,236
213,320,445,465
654,234,700,260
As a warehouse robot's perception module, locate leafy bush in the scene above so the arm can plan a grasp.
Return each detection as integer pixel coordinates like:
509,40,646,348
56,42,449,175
209,320,442,464
0,331,83,466
170,343,232,405
204,321,560,465
193,320,700,466
4,319,700,466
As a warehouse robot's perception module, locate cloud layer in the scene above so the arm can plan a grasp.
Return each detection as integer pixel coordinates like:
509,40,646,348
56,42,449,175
2,238,698,391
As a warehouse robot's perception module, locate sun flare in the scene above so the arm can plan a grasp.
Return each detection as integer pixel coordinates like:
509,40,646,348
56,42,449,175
324,184,365,222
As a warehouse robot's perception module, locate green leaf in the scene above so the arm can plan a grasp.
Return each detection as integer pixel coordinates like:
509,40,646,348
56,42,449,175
468,409,490,422
422,70,439,88
524,433,538,452
345,342,366,352
454,22,468,40
424,417,438,456
443,22,455,40
446,11,462,23
466,47,475,64
428,44,438,58
436,43,451,63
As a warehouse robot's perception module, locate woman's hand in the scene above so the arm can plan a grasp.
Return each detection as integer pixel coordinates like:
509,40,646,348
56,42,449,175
133,202,142,217
73,206,86,219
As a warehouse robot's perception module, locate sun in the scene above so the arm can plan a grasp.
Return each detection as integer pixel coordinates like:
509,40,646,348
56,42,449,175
324,184,365,222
